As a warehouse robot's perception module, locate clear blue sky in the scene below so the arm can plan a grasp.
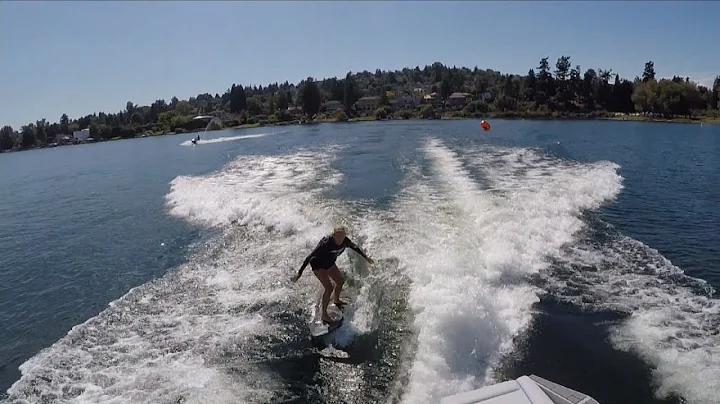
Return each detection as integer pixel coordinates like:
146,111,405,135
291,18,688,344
1,1,718,128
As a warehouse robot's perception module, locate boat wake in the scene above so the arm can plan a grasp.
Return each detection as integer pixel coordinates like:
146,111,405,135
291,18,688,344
364,138,623,403
542,221,720,404
4,135,717,404
5,147,350,403
179,131,286,146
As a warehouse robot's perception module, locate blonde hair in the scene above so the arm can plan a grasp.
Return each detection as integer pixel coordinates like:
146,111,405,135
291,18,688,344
332,225,347,235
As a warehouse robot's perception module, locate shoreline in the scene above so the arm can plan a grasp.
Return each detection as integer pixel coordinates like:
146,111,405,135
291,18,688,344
2,113,717,154
316,112,720,126
598,115,720,125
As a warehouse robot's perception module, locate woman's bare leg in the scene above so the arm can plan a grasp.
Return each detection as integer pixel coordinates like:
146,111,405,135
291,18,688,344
312,269,335,323
327,264,346,306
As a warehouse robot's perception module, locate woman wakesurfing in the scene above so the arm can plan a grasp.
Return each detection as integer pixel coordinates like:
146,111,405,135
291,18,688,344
291,226,374,324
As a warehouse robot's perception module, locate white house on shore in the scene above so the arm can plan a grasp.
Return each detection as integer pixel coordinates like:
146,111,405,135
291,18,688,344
73,128,90,141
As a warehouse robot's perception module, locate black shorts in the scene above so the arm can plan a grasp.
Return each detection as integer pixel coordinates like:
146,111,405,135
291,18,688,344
310,259,336,271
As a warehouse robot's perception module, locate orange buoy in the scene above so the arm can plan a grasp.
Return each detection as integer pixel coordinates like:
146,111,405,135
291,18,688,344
480,120,491,131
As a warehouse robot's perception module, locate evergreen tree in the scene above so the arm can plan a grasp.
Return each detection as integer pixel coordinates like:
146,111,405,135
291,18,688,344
642,61,656,83
0,125,15,151
299,78,321,117
229,84,247,113
277,92,289,110
343,72,358,111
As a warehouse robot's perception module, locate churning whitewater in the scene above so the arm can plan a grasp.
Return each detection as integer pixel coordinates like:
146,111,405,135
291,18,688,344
4,133,717,404
367,139,624,403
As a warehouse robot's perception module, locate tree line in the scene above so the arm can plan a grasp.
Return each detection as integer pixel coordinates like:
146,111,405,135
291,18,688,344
1,58,718,152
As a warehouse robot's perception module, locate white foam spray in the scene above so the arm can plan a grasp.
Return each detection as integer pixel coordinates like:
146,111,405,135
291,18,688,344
5,147,354,403
550,235,720,404
368,138,623,403
483,144,720,404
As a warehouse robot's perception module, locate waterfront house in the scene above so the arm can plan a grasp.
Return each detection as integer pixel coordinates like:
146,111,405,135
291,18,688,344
321,100,344,113
448,92,473,108
73,128,90,141
423,93,443,109
355,96,380,114
393,95,421,110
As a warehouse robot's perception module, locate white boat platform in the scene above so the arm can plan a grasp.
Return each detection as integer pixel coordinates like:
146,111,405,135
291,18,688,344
440,375,599,404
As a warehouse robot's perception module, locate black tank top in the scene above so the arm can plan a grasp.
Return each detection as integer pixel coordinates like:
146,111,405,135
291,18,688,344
299,235,369,272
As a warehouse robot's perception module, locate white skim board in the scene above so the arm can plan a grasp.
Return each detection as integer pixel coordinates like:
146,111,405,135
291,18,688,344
308,304,344,337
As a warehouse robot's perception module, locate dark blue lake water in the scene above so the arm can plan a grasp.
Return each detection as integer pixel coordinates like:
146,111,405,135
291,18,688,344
1,120,718,404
